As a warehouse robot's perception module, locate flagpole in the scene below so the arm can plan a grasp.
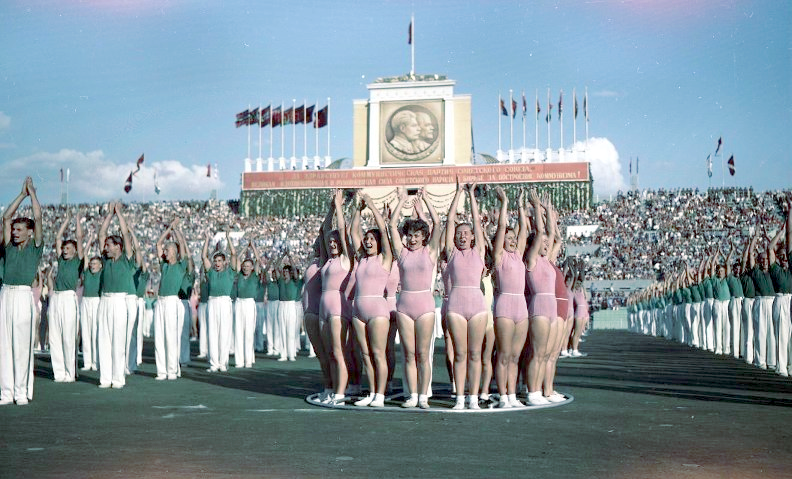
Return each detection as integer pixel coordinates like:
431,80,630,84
315,98,319,163
410,13,415,76
509,89,514,154
546,88,551,154
535,89,539,153
585,87,589,160
559,90,564,156
497,92,502,154
269,103,273,167
280,101,285,161
521,90,526,151
720,144,725,188
326,97,331,162
247,103,251,161
292,99,297,166
258,103,262,168
303,99,308,166
572,88,577,154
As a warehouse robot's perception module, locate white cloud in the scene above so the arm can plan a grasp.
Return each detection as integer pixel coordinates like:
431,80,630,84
0,112,10,130
562,137,628,198
1,149,223,205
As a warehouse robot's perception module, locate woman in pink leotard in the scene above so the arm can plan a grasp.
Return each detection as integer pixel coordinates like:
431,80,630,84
542,201,568,404
349,192,392,408
523,189,557,406
491,187,530,408
571,261,590,356
444,181,488,410
318,190,353,405
303,234,333,401
383,203,401,392
388,187,442,409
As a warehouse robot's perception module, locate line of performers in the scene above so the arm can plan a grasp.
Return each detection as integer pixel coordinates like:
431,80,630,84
303,183,589,410
0,176,592,410
627,197,792,377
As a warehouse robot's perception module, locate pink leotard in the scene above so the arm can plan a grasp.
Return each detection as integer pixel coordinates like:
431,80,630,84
565,286,574,320
319,256,350,320
494,250,528,323
302,261,322,315
354,255,390,322
343,263,357,320
552,264,568,320
526,256,557,320
446,248,486,321
385,264,400,314
573,289,589,319
396,246,435,320
440,261,451,319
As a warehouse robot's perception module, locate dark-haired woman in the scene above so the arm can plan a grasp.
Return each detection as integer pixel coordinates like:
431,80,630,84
389,187,442,408
350,192,393,407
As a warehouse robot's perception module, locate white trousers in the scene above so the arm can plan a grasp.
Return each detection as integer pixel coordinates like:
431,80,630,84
294,301,304,352
49,290,79,382
207,296,233,370
753,296,776,369
772,293,792,376
180,299,191,364
713,299,729,355
98,293,128,388
0,286,36,402
729,297,742,359
124,295,138,374
691,302,702,348
136,298,145,365
234,298,257,367
254,301,266,352
154,296,184,378
142,302,154,338
703,298,715,352
80,296,100,369
198,303,208,357
266,300,280,354
741,298,754,364
278,300,297,360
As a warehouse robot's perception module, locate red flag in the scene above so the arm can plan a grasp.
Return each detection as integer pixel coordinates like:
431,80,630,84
536,99,541,118
260,106,271,127
728,155,735,176
408,21,412,45
272,107,282,127
124,172,133,193
305,105,315,124
235,109,249,128
315,105,328,128
248,108,259,126
206,163,211,177
500,99,508,116
295,105,305,124
283,107,294,126
511,98,517,118
522,92,527,118
558,91,563,121
574,93,579,119
136,154,144,170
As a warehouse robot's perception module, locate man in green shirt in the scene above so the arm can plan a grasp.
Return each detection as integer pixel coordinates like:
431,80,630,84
768,202,791,376
49,209,85,383
202,230,237,373
0,177,43,406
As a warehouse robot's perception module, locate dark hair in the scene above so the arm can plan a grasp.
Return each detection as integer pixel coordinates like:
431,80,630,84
106,235,124,250
11,217,35,230
400,219,430,245
364,228,383,255
63,239,78,250
90,255,102,263
283,265,293,273
212,252,226,261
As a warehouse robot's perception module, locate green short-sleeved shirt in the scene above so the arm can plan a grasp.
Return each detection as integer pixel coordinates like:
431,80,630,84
100,255,135,294
702,278,714,299
266,280,280,301
179,271,195,300
55,256,83,291
770,264,792,294
135,270,150,298
751,267,775,297
2,241,43,286
199,278,209,303
82,269,102,297
726,275,744,298
690,283,702,302
207,268,235,297
159,259,188,297
713,277,731,301
236,273,260,299
740,273,756,299
279,279,299,301
255,281,265,302
125,265,140,295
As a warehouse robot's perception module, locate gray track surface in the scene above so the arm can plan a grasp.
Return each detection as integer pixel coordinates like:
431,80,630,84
2,331,791,478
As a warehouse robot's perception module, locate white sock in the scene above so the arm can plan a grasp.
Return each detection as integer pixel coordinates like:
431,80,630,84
418,394,428,403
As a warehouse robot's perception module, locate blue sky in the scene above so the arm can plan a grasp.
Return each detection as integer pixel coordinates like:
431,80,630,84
1,0,789,205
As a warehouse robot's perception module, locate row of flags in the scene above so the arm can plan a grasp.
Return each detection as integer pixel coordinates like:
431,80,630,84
236,104,329,129
499,90,588,123
706,136,735,178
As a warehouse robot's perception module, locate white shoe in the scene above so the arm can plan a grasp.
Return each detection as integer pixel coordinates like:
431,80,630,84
418,394,430,409
479,393,490,401
468,397,481,410
277,357,287,362
0,398,13,406
401,395,418,408
16,398,29,406
547,392,566,403
560,349,570,358
369,396,385,407
497,398,512,408
527,392,550,406
451,397,465,410
508,394,527,408
155,375,167,381
571,350,583,357
219,367,227,372
354,393,375,407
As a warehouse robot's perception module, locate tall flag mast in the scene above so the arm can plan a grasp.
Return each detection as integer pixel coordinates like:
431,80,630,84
584,86,589,159
521,91,527,151
558,90,564,156
535,90,540,152
409,15,415,77
572,88,578,149
509,89,515,154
